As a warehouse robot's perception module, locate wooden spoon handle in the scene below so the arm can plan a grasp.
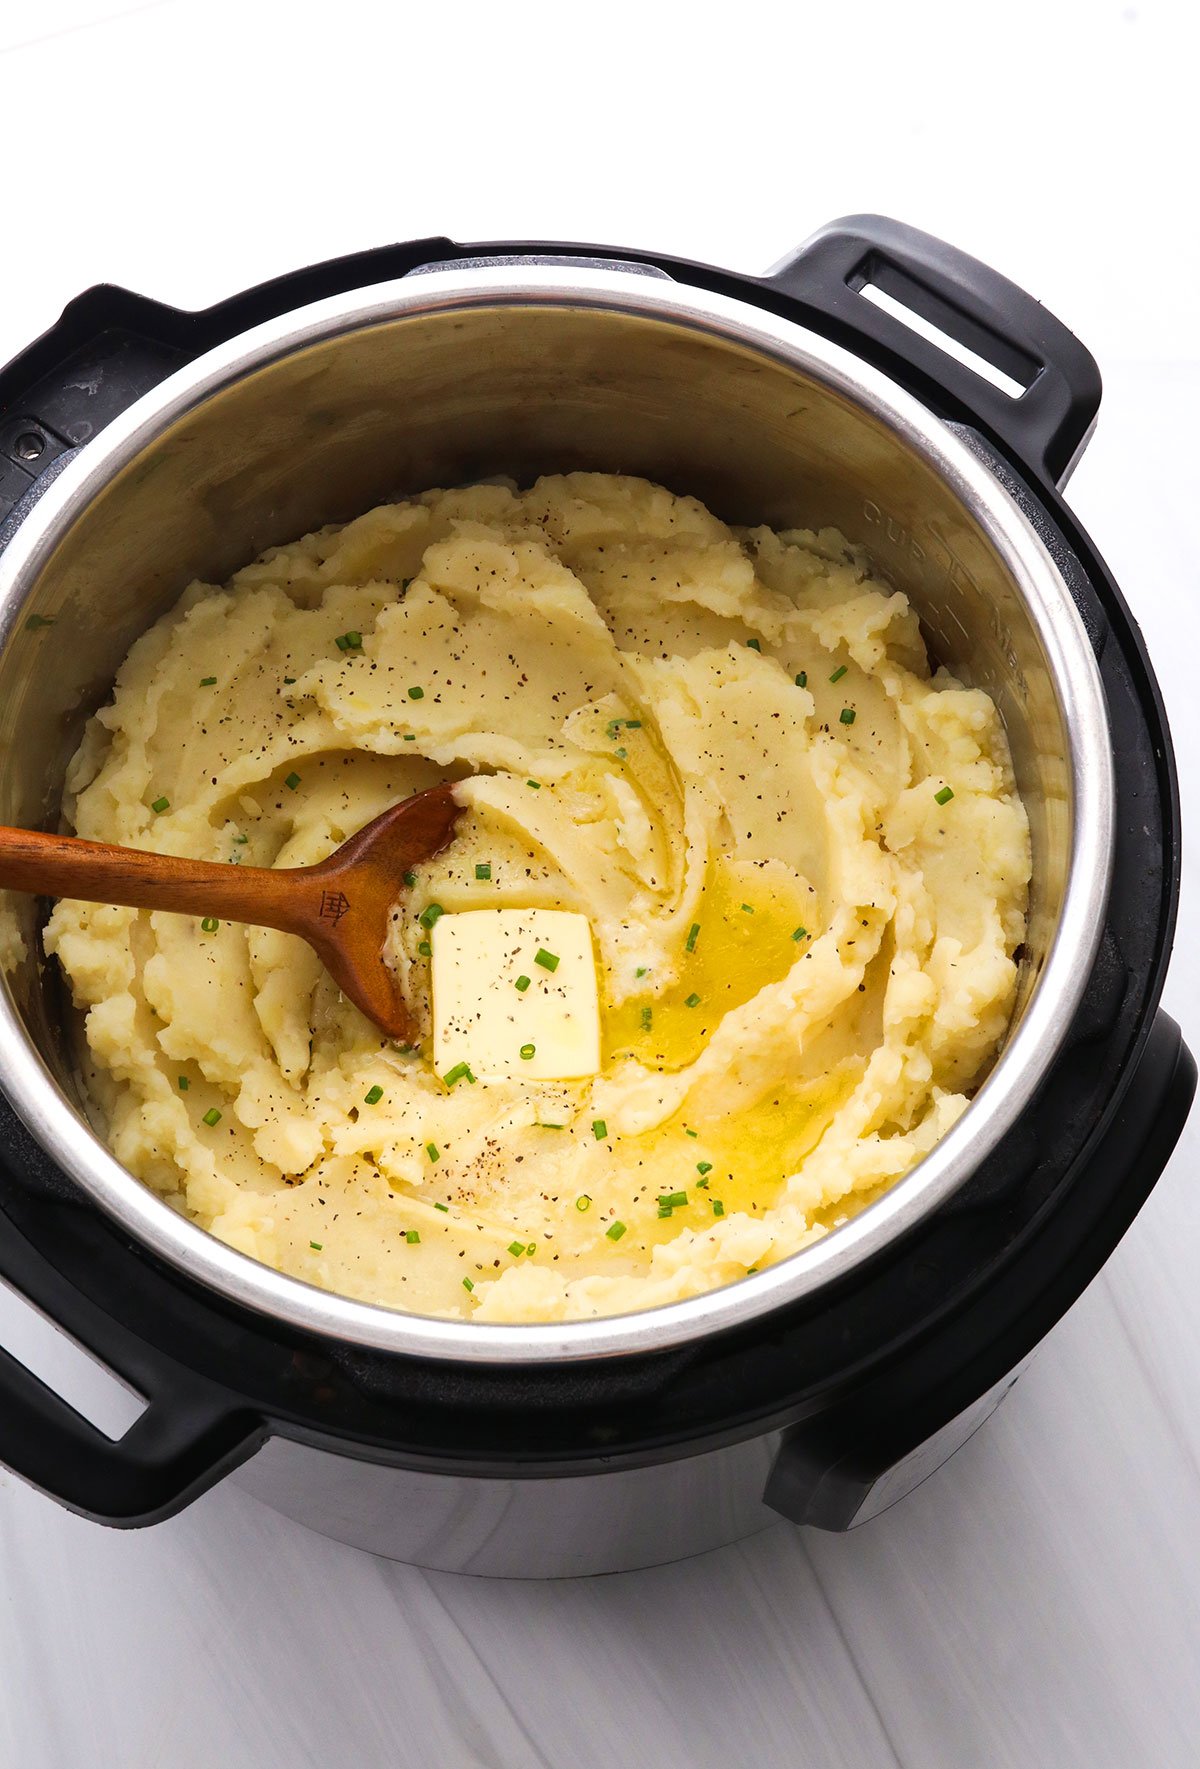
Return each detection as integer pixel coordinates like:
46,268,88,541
0,827,312,936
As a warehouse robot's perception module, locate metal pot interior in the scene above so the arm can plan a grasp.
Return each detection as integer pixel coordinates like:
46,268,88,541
0,271,1109,1358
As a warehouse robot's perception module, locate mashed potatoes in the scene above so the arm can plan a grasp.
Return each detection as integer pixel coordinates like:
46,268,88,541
45,474,1030,1322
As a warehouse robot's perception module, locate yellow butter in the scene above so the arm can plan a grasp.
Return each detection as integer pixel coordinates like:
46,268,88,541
432,909,600,1081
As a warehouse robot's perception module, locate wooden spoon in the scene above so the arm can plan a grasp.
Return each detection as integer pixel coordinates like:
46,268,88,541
0,785,462,1043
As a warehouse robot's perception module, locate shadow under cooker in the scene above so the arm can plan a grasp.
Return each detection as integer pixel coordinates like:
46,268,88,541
0,220,1188,1575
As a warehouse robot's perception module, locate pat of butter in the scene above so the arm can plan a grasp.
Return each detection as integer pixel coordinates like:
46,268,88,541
431,909,601,1081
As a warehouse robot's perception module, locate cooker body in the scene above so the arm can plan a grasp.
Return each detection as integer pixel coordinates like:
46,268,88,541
0,220,1188,1575
232,1430,784,1578
228,1359,1031,1575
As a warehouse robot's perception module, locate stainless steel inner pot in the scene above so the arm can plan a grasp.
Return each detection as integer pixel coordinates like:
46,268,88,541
0,264,1114,1364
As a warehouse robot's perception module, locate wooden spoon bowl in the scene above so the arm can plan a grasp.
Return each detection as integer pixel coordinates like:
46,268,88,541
0,784,462,1042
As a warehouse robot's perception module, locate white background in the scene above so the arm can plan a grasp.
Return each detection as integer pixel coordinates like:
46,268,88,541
2,2,1199,1764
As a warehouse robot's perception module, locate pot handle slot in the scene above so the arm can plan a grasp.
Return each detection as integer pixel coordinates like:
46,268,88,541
0,1206,264,1525
764,214,1102,488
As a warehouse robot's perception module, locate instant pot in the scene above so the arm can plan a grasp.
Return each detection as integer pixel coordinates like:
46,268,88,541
0,216,1191,1578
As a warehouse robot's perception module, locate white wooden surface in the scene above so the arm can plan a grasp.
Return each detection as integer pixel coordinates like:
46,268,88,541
2,3,1198,1764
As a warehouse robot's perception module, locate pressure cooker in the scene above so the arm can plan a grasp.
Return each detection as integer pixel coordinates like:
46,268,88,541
0,216,1190,1577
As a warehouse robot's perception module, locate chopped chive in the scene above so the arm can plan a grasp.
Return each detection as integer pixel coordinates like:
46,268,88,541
418,940,432,957
364,1084,384,1105
526,778,541,790
538,1122,565,1130
712,1200,726,1217
200,675,218,687
426,1142,440,1161
402,733,416,741
233,833,248,844
935,785,955,806
406,1229,420,1244
795,671,808,688
697,1161,713,1176
202,1107,222,1127
310,1240,323,1251
419,903,445,930
442,1061,476,1087
626,720,642,729
284,771,301,790
519,1043,536,1061
746,637,762,652
613,747,628,760
840,707,856,725
151,796,169,814
592,1119,607,1141
526,1242,537,1256
514,974,531,992
791,926,809,941
177,1076,189,1091
684,992,701,1008
829,664,848,683
335,631,362,651
283,676,296,685
404,870,417,887
636,966,648,978
685,1128,698,1138
686,922,700,952
575,1194,591,1212
740,902,753,913
535,949,559,972
640,1005,653,1031
658,1205,674,1218
407,685,424,700
507,1240,526,1257
475,862,492,880
434,1201,449,1211
695,1175,710,1189
606,1220,627,1241
200,917,219,933
462,1276,475,1292
24,614,55,630
659,1191,688,1208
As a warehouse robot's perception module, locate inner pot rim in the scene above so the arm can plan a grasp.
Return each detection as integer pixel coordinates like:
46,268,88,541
0,264,1115,1365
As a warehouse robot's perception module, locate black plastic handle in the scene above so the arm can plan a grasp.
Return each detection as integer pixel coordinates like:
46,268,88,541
0,235,464,531
765,214,1103,489
0,1201,264,1525
766,1008,1196,1530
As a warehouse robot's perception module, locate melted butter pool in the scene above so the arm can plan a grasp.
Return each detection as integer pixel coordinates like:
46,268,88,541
629,1062,862,1248
527,1060,864,1272
603,857,819,1072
